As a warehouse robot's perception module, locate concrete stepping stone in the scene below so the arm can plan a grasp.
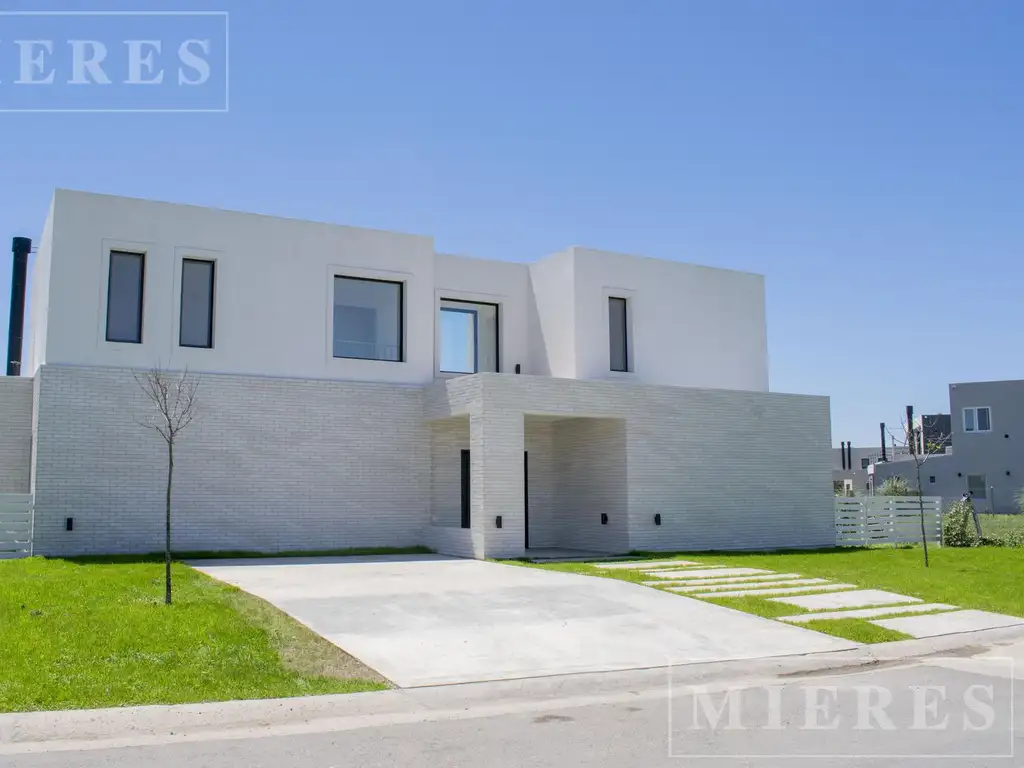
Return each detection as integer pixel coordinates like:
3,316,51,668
686,584,857,599
642,573,804,587
672,578,830,593
779,604,957,623
643,567,772,580
594,559,701,570
772,589,922,610
870,610,1024,638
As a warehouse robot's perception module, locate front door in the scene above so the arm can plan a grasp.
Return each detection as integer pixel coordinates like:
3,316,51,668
460,449,471,528
524,451,530,549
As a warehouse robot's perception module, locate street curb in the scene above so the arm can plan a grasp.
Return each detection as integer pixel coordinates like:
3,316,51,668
3,624,1023,753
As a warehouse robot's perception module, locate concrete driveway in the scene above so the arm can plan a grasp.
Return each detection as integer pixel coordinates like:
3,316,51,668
191,555,854,687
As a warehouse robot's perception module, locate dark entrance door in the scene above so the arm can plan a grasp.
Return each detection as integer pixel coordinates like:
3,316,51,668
524,451,530,549
460,449,471,528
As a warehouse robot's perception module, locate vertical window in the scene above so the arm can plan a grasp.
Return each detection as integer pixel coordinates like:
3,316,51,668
963,407,991,433
967,474,987,499
439,299,498,374
179,259,215,348
105,251,145,343
861,457,871,470
609,296,629,372
333,276,403,361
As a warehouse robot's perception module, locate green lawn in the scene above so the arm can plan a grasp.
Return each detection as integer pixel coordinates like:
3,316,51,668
978,513,1024,542
516,546,1024,645
0,557,388,713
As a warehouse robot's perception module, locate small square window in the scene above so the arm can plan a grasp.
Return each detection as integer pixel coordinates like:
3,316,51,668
929,475,936,484
860,457,870,470
963,407,991,433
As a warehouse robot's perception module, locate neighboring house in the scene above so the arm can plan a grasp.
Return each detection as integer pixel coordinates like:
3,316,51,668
870,380,1023,513
832,445,883,495
0,189,835,558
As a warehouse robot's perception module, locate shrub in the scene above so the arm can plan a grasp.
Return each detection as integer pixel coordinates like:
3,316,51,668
943,498,979,548
877,476,915,497
1017,488,1024,515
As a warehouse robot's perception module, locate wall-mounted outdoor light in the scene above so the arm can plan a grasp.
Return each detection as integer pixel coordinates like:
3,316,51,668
65,517,74,531
654,513,662,526
600,513,608,525
495,516,502,529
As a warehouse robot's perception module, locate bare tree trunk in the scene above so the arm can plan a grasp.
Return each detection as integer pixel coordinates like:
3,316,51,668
166,440,173,605
916,464,929,568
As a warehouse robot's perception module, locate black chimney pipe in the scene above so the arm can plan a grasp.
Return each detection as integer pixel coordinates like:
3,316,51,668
847,442,853,471
906,405,915,455
840,442,847,470
880,422,887,462
6,237,31,376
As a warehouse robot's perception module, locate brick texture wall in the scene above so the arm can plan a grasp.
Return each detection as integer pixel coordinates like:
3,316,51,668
32,365,430,556
481,374,834,554
0,378,33,493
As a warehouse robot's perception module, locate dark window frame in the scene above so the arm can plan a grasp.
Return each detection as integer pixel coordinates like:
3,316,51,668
439,298,500,374
105,250,145,344
333,275,405,363
609,296,629,372
179,258,216,349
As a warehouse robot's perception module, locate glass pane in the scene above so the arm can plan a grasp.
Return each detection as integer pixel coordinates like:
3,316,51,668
964,409,975,432
440,308,476,373
106,251,144,343
333,277,402,361
977,408,991,431
609,297,628,371
180,260,214,348
438,301,498,374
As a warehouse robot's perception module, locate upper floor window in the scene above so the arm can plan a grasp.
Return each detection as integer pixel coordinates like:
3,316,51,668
333,276,403,362
106,250,145,344
963,406,991,433
179,259,215,349
609,296,629,372
861,457,870,470
439,299,498,374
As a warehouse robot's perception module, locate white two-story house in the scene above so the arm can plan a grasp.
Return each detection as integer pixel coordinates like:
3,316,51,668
2,189,834,558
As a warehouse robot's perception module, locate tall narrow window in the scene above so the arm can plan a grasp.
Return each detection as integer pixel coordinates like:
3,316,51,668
333,276,403,361
180,259,215,348
106,251,145,343
609,296,628,372
439,299,498,374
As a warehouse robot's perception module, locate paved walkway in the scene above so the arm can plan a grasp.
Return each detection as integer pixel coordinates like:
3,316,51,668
191,555,852,687
601,559,1024,638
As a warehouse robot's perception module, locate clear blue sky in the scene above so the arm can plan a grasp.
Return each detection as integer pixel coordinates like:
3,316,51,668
2,0,1022,447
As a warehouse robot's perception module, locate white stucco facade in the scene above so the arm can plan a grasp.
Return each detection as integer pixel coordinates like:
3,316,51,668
4,189,831,558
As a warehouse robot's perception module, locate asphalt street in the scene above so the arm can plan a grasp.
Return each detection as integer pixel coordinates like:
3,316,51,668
5,653,1019,768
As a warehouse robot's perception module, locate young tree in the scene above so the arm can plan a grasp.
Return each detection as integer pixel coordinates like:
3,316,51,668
886,407,950,568
134,367,200,604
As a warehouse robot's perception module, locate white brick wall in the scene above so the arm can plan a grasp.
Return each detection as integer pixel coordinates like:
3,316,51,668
553,418,629,553
480,374,834,555
0,378,33,493
32,365,430,556
30,366,832,558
